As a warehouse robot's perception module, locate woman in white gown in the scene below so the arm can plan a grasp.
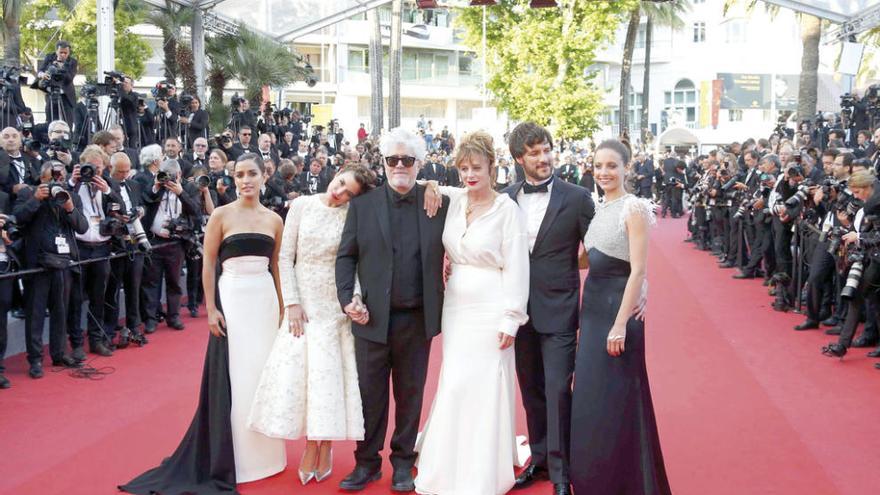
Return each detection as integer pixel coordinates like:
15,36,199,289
248,165,376,485
414,131,530,495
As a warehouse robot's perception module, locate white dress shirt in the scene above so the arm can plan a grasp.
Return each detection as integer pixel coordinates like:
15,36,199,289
516,177,554,252
150,189,181,237
76,184,111,243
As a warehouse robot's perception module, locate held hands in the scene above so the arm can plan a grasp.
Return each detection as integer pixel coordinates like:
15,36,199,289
606,324,627,357
424,181,442,218
344,295,370,325
286,304,308,337
208,308,227,337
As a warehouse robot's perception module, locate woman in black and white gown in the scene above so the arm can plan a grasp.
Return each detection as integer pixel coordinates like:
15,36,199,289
120,153,286,494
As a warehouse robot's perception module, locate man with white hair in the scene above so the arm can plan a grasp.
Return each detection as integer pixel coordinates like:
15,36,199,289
43,120,78,168
133,143,163,192
335,127,450,491
141,158,200,332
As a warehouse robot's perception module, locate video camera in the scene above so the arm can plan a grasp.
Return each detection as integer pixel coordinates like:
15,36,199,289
178,94,194,116
0,65,29,91
151,81,174,100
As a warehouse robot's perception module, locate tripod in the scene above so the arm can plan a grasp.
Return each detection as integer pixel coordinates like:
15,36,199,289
0,89,18,130
47,85,68,124
102,96,124,135
76,98,102,150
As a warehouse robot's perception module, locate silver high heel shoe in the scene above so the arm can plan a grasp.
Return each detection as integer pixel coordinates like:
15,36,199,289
299,451,316,485
315,448,333,482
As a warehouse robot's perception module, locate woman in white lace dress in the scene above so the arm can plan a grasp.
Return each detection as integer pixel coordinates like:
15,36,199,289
248,165,376,485
414,131,530,495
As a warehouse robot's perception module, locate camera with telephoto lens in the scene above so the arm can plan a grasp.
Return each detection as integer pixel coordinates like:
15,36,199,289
165,217,203,260
47,180,69,203
209,171,233,190
195,175,211,188
37,63,68,92
784,180,815,209
2,214,21,242
107,203,151,253
156,170,177,184
840,93,856,118
79,163,96,183
214,133,233,148
49,138,70,155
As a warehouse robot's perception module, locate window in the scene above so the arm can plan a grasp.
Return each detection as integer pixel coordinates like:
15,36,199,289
403,51,418,80
728,109,743,122
724,19,746,44
459,53,475,77
693,22,706,43
348,47,368,73
666,79,698,126
635,23,647,49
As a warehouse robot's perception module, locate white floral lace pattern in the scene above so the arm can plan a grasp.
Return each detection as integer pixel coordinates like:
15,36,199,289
248,195,365,441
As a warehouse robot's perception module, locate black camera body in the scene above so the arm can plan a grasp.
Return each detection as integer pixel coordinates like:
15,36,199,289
2,214,21,242
156,170,178,184
151,81,173,100
79,163,96,183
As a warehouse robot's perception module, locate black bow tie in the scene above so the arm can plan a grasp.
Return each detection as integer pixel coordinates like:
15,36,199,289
393,192,415,206
523,182,549,194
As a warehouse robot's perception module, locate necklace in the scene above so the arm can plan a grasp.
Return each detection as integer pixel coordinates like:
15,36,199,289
466,195,495,217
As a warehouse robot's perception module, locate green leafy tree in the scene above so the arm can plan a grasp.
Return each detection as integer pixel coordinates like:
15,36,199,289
455,0,636,141
143,1,193,83
20,0,150,79
2,0,25,66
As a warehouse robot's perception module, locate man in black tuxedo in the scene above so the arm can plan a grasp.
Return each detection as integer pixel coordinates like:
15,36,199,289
118,76,142,148
154,86,180,145
634,153,655,198
0,127,40,200
108,125,141,171
228,126,258,160
178,95,209,150
103,152,149,348
505,123,594,495
256,133,281,166
416,152,447,185
37,41,77,126
335,128,449,491
298,158,329,196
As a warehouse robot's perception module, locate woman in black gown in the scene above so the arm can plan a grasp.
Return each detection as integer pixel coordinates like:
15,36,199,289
120,153,286,494
570,140,671,495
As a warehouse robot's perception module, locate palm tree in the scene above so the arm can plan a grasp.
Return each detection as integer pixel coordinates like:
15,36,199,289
639,0,689,144
797,14,820,121
618,7,640,136
368,7,384,137
144,1,193,82
2,0,24,66
389,0,402,129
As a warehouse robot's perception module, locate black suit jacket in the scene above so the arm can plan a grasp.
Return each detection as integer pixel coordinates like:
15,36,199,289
336,184,450,344
141,180,200,234
13,184,89,268
417,162,448,185
504,177,595,334
38,54,78,107
297,171,329,195
229,143,258,161
186,109,209,146
0,151,40,198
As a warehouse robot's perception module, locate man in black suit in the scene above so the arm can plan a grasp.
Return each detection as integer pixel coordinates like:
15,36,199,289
133,144,163,192
37,40,77,126
0,190,14,388
335,128,449,492
634,153,655,198
178,95,209,150
416,152,447,185
154,86,179,145
15,161,89,378
298,158,329,196
505,123,594,495
256,132,281,166
108,125,141,171
103,152,149,348
228,126,258,161
0,127,40,200
118,76,142,148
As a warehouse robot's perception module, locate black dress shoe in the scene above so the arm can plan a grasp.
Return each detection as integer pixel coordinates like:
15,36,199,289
825,326,842,336
718,261,736,269
867,347,880,358
732,270,755,279
52,356,82,368
514,464,549,489
339,466,381,491
821,317,840,327
29,362,44,379
821,343,847,358
0,374,10,389
90,342,113,357
390,467,415,492
852,335,879,348
144,319,158,334
189,307,199,318
794,320,820,331
167,317,185,331
553,483,573,495
71,346,87,362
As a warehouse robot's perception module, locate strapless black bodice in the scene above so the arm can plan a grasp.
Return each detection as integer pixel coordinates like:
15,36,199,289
219,233,275,264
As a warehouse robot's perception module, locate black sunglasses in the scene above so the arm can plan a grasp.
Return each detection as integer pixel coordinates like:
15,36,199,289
385,155,417,168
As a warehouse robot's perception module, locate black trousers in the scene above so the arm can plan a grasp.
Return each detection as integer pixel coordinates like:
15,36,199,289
353,309,432,471
838,261,880,347
773,216,794,277
24,267,71,364
186,256,203,310
104,252,145,338
515,321,577,484
806,240,835,322
68,242,112,348
0,276,13,373
142,241,185,322
745,216,775,275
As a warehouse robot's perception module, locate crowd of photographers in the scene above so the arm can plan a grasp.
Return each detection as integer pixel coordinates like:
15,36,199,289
673,89,880,370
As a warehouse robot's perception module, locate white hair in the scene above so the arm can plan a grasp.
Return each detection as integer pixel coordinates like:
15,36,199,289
161,158,182,175
139,144,163,166
48,120,69,133
380,127,426,161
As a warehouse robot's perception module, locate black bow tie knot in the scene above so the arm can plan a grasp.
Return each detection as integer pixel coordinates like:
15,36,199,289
393,193,416,206
523,182,549,194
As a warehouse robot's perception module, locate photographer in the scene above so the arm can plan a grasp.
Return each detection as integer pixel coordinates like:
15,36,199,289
67,146,123,357
153,81,180,144
278,130,297,159
137,97,156,147
118,76,141,149
37,41,77,126
259,158,287,218
177,95,209,150
133,143,162,192
185,167,215,317
207,148,235,206
73,89,102,151
103,152,149,348
141,158,200,332
822,170,880,360
42,120,78,170
664,160,686,218
0,126,40,199
0,190,14,388
15,161,88,378
724,150,762,270
735,155,781,280
229,96,257,135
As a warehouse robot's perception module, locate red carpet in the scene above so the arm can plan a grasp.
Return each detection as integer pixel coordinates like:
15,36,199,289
0,217,876,495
